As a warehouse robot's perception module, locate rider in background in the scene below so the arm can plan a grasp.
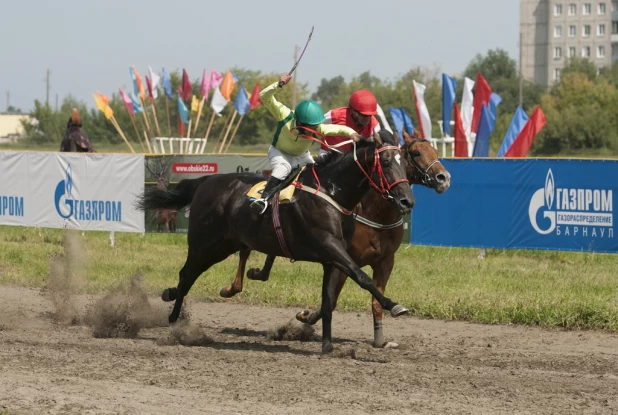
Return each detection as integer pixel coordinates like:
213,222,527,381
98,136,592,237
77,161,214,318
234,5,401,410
319,90,381,157
60,108,94,152
251,74,362,215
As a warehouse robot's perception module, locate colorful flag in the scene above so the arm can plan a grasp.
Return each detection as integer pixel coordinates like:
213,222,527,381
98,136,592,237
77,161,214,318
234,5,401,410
209,69,223,90
92,93,113,120
181,69,192,102
453,102,468,157
130,91,143,113
220,70,236,101
146,76,154,100
131,66,145,99
200,69,209,99
161,68,173,99
191,95,200,113
472,105,491,157
119,88,134,116
231,72,240,83
234,84,250,115
442,74,457,136
461,77,475,139
376,103,393,134
497,106,529,157
504,106,546,157
413,80,432,139
177,93,189,124
210,87,228,116
248,83,262,110
471,73,492,134
96,91,110,105
388,107,415,146
148,66,160,99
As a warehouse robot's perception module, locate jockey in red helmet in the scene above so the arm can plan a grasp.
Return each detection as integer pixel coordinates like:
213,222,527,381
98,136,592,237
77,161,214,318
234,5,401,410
319,90,381,157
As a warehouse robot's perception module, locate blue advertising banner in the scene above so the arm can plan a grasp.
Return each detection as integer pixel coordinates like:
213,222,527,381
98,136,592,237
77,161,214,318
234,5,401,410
411,159,617,253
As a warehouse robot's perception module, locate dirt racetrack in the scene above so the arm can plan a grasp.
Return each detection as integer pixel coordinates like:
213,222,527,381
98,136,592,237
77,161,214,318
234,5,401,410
1,284,617,415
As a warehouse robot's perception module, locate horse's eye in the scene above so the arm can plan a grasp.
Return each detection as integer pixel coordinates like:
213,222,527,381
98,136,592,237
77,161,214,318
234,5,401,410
382,159,391,167
412,150,421,157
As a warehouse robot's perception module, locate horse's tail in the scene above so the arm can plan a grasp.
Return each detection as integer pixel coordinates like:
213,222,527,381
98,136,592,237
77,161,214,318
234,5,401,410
135,176,211,211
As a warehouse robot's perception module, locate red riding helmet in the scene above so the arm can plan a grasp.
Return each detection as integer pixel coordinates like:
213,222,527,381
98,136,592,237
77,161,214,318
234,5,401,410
349,90,378,115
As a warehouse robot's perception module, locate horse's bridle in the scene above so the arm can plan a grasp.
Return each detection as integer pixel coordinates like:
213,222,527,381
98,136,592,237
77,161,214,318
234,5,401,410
354,143,409,201
403,139,441,186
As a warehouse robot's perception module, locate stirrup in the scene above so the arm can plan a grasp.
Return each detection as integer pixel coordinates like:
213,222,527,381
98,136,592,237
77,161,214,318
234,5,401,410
250,198,269,215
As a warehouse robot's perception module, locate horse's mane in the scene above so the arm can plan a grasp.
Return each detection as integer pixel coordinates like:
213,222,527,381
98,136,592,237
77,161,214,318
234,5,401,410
314,139,375,169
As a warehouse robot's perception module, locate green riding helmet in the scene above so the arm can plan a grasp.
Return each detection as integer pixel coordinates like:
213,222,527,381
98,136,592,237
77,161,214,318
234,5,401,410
294,100,326,125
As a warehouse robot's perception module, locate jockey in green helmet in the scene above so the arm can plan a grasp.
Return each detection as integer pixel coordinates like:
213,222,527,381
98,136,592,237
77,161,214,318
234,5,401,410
250,73,362,215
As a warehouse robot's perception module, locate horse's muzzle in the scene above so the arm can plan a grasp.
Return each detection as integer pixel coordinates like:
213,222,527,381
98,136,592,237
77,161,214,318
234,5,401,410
396,196,414,215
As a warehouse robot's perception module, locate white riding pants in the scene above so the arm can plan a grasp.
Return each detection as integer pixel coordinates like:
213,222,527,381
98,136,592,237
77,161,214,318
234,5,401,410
268,146,314,180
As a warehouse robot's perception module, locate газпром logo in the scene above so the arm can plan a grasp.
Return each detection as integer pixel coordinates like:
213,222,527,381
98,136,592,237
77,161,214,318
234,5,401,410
529,169,613,238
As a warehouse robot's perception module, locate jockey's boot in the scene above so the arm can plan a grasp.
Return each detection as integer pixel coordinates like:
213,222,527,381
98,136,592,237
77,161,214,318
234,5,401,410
250,176,283,215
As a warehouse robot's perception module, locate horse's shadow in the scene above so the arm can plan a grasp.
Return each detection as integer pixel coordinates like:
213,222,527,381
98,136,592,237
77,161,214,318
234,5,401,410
219,327,359,345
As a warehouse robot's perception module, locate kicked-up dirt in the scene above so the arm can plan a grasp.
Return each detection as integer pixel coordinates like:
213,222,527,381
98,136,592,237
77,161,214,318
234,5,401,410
0,284,617,414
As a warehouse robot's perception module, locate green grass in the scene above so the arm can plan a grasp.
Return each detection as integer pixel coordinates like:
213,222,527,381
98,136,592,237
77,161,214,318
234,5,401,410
0,140,269,154
1,226,617,331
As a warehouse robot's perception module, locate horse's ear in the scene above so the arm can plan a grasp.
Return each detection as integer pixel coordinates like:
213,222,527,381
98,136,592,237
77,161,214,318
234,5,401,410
413,128,422,139
373,131,383,146
393,130,400,145
402,129,413,144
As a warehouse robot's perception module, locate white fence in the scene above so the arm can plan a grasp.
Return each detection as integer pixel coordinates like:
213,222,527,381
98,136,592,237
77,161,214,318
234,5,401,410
153,137,208,154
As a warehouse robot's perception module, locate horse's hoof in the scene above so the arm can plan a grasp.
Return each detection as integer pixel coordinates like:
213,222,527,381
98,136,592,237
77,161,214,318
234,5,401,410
219,286,234,298
162,288,177,302
373,340,387,349
246,268,261,280
322,342,334,354
390,304,409,317
296,310,311,323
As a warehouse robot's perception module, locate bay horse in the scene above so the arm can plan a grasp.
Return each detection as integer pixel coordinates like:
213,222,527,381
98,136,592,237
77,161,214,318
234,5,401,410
219,129,451,347
136,130,415,353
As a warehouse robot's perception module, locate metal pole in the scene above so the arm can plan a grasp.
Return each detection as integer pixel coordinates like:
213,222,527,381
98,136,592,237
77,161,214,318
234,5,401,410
519,31,524,108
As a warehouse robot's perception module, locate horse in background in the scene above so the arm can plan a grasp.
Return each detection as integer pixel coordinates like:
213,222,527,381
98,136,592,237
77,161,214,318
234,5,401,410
60,109,95,153
145,158,177,233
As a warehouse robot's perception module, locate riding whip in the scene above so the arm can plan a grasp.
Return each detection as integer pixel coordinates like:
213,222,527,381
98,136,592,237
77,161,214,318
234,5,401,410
278,25,315,87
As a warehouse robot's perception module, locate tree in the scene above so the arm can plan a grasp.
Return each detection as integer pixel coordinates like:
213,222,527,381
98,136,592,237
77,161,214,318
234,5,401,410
463,49,517,83
560,57,598,82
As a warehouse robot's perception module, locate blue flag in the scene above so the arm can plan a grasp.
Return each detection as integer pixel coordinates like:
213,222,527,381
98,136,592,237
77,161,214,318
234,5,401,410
442,74,457,136
130,91,143,113
231,72,240,83
473,105,492,157
488,92,502,124
162,68,173,100
388,107,415,146
234,84,250,116
497,106,529,157
177,93,189,124
129,67,139,97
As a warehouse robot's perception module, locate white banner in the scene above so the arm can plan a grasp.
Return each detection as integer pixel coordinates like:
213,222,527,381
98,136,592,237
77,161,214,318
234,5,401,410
0,152,145,232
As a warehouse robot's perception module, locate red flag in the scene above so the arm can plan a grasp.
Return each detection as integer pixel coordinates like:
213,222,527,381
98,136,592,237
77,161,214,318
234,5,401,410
249,83,262,110
181,69,192,102
471,73,492,134
146,76,154,100
178,115,185,137
504,106,546,157
453,102,468,157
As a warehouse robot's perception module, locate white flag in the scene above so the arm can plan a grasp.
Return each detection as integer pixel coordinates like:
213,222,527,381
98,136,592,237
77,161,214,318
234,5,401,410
148,65,160,99
461,77,475,139
412,80,432,139
376,103,393,134
210,87,228,116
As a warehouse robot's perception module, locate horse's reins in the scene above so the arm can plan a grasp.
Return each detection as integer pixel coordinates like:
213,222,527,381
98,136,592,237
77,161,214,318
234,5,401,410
404,139,442,186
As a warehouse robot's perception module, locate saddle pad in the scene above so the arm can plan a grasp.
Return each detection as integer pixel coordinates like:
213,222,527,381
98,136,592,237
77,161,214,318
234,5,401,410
247,182,296,203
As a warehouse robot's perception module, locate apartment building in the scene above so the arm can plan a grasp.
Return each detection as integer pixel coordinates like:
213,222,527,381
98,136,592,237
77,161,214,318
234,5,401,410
521,0,618,86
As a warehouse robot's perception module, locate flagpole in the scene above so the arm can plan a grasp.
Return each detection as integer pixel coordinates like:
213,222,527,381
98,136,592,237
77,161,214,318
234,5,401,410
164,96,172,136
224,115,244,153
129,115,145,152
204,112,217,143
150,100,162,138
140,97,153,137
193,96,206,136
211,112,231,154
218,110,238,154
109,116,136,153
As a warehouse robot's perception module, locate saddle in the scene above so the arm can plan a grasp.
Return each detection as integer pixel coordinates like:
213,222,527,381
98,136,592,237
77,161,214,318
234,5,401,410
246,166,305,203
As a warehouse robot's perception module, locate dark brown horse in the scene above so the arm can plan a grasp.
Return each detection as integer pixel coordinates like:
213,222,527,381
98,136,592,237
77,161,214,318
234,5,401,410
219,129,450,347
137,130,415,353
